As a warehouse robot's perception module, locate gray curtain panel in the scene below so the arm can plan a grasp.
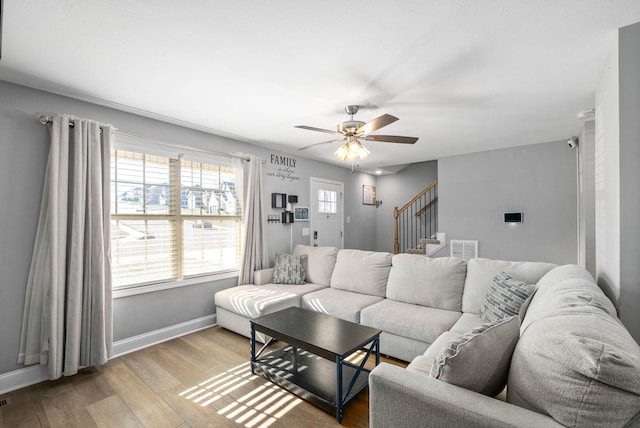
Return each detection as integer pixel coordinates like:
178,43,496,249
18,114,113,380
237,155,269,285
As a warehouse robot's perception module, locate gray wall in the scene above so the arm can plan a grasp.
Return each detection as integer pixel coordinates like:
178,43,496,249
438,141,577,264
0,80,376,375
344,172,378,250
618,22,640,341
374,161,438,253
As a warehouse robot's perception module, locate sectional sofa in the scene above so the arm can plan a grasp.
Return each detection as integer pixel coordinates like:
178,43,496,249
214,245,640,427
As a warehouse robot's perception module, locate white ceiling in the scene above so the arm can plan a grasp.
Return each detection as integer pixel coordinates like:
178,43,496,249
2,1,640,174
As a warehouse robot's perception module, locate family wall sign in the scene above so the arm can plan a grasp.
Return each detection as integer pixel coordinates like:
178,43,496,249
266,154,301,182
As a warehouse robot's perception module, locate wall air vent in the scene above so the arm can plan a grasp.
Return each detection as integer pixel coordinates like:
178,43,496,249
450,240,478,261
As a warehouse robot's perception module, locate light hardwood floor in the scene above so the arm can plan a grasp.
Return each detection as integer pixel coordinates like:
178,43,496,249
0,326,406,427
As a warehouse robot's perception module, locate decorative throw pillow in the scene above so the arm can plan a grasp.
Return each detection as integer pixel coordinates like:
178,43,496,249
430,316,520,396
479,272,535,323
271,253,308,285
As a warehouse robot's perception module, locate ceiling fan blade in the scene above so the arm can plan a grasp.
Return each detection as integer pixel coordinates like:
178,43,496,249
356,114,398,135
295,125,343,137
298,138,345,151
360,135,418,144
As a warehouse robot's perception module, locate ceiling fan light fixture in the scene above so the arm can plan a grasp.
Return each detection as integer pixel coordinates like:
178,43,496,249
334,143,350,160
335,138,370,162
353,140,370,159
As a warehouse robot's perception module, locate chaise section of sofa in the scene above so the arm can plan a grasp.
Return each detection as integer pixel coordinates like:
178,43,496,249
214,245,338,340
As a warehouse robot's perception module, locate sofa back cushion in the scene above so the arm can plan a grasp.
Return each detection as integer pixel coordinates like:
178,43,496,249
462,258,556,314
292,245,338,286
521,264,617,330
331,249,392,297
386,255,466,311
508,265,640,427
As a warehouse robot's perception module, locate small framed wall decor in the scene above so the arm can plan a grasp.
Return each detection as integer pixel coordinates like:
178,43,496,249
363,185,376,205
294,206,309,221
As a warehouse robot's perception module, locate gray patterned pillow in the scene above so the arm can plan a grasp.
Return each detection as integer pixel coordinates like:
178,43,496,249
271,253,308,284
430,316,520,396
479,272,535,323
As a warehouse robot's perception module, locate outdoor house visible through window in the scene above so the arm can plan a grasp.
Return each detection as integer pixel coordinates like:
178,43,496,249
110,144,242,289
318,189,337,214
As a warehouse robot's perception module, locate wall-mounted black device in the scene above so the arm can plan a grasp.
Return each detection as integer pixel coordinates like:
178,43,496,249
504,212,523,223
288,195,298,203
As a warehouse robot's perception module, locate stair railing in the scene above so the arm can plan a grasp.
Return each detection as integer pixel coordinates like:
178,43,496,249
393,179,438,254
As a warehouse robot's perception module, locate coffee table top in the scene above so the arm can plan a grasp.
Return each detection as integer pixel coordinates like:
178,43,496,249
251,307,381,360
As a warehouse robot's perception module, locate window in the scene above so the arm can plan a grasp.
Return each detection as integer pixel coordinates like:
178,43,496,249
318,189,337,214
110,148,241,289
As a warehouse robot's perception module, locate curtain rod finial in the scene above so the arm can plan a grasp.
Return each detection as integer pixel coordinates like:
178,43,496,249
38,114,52,124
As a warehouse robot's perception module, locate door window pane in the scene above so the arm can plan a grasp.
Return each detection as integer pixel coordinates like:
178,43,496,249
318,189,337,214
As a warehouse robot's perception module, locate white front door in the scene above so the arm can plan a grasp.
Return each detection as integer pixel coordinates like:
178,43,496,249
310,177,344,248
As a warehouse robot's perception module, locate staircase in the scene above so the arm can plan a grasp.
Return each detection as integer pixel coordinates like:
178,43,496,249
393,179,440,255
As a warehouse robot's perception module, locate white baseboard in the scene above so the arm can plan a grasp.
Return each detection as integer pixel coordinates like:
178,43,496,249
0,364,49,396
0,314,217,395
111,314,217,358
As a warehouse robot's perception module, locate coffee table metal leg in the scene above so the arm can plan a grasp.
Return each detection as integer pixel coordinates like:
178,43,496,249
336,355,344,423
375,336,380,366
250,322,256,374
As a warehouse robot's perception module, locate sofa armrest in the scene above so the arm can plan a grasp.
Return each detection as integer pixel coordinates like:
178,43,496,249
253,268,274,285
369,363,563,428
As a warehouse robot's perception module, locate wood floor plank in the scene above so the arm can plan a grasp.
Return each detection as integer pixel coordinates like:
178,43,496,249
145,342,229,387
161,337,215,371
1,382,51,427
121,351,182,394
68,365,116,408
86,395,143,428
101,359,185,428
179,327,251,363
41,383,98,428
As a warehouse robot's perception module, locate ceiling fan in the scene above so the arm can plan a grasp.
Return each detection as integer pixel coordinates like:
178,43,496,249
295,105,418,163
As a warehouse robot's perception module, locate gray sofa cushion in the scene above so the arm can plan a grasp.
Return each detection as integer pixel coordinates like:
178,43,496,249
462,258,556,314
292,244,338,286
408,331,460,376
509,265,640,427
521,264,618,331
509,315,640,427
330,249,393,297
386,255,467,311
301,288,383,323
430,316,520,397
215,283,327,318
449,312,485,335
361,299,461,344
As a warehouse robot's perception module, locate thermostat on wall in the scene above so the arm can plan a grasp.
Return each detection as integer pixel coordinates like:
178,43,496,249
504,212,523,223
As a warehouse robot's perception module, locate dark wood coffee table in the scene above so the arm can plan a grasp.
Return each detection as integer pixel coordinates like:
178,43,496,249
250,307,381,423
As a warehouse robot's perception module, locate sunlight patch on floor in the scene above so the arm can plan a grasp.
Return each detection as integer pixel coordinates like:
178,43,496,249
179,361,302,428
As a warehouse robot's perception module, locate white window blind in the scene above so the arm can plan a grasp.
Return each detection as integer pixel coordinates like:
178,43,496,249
110,148,242,289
